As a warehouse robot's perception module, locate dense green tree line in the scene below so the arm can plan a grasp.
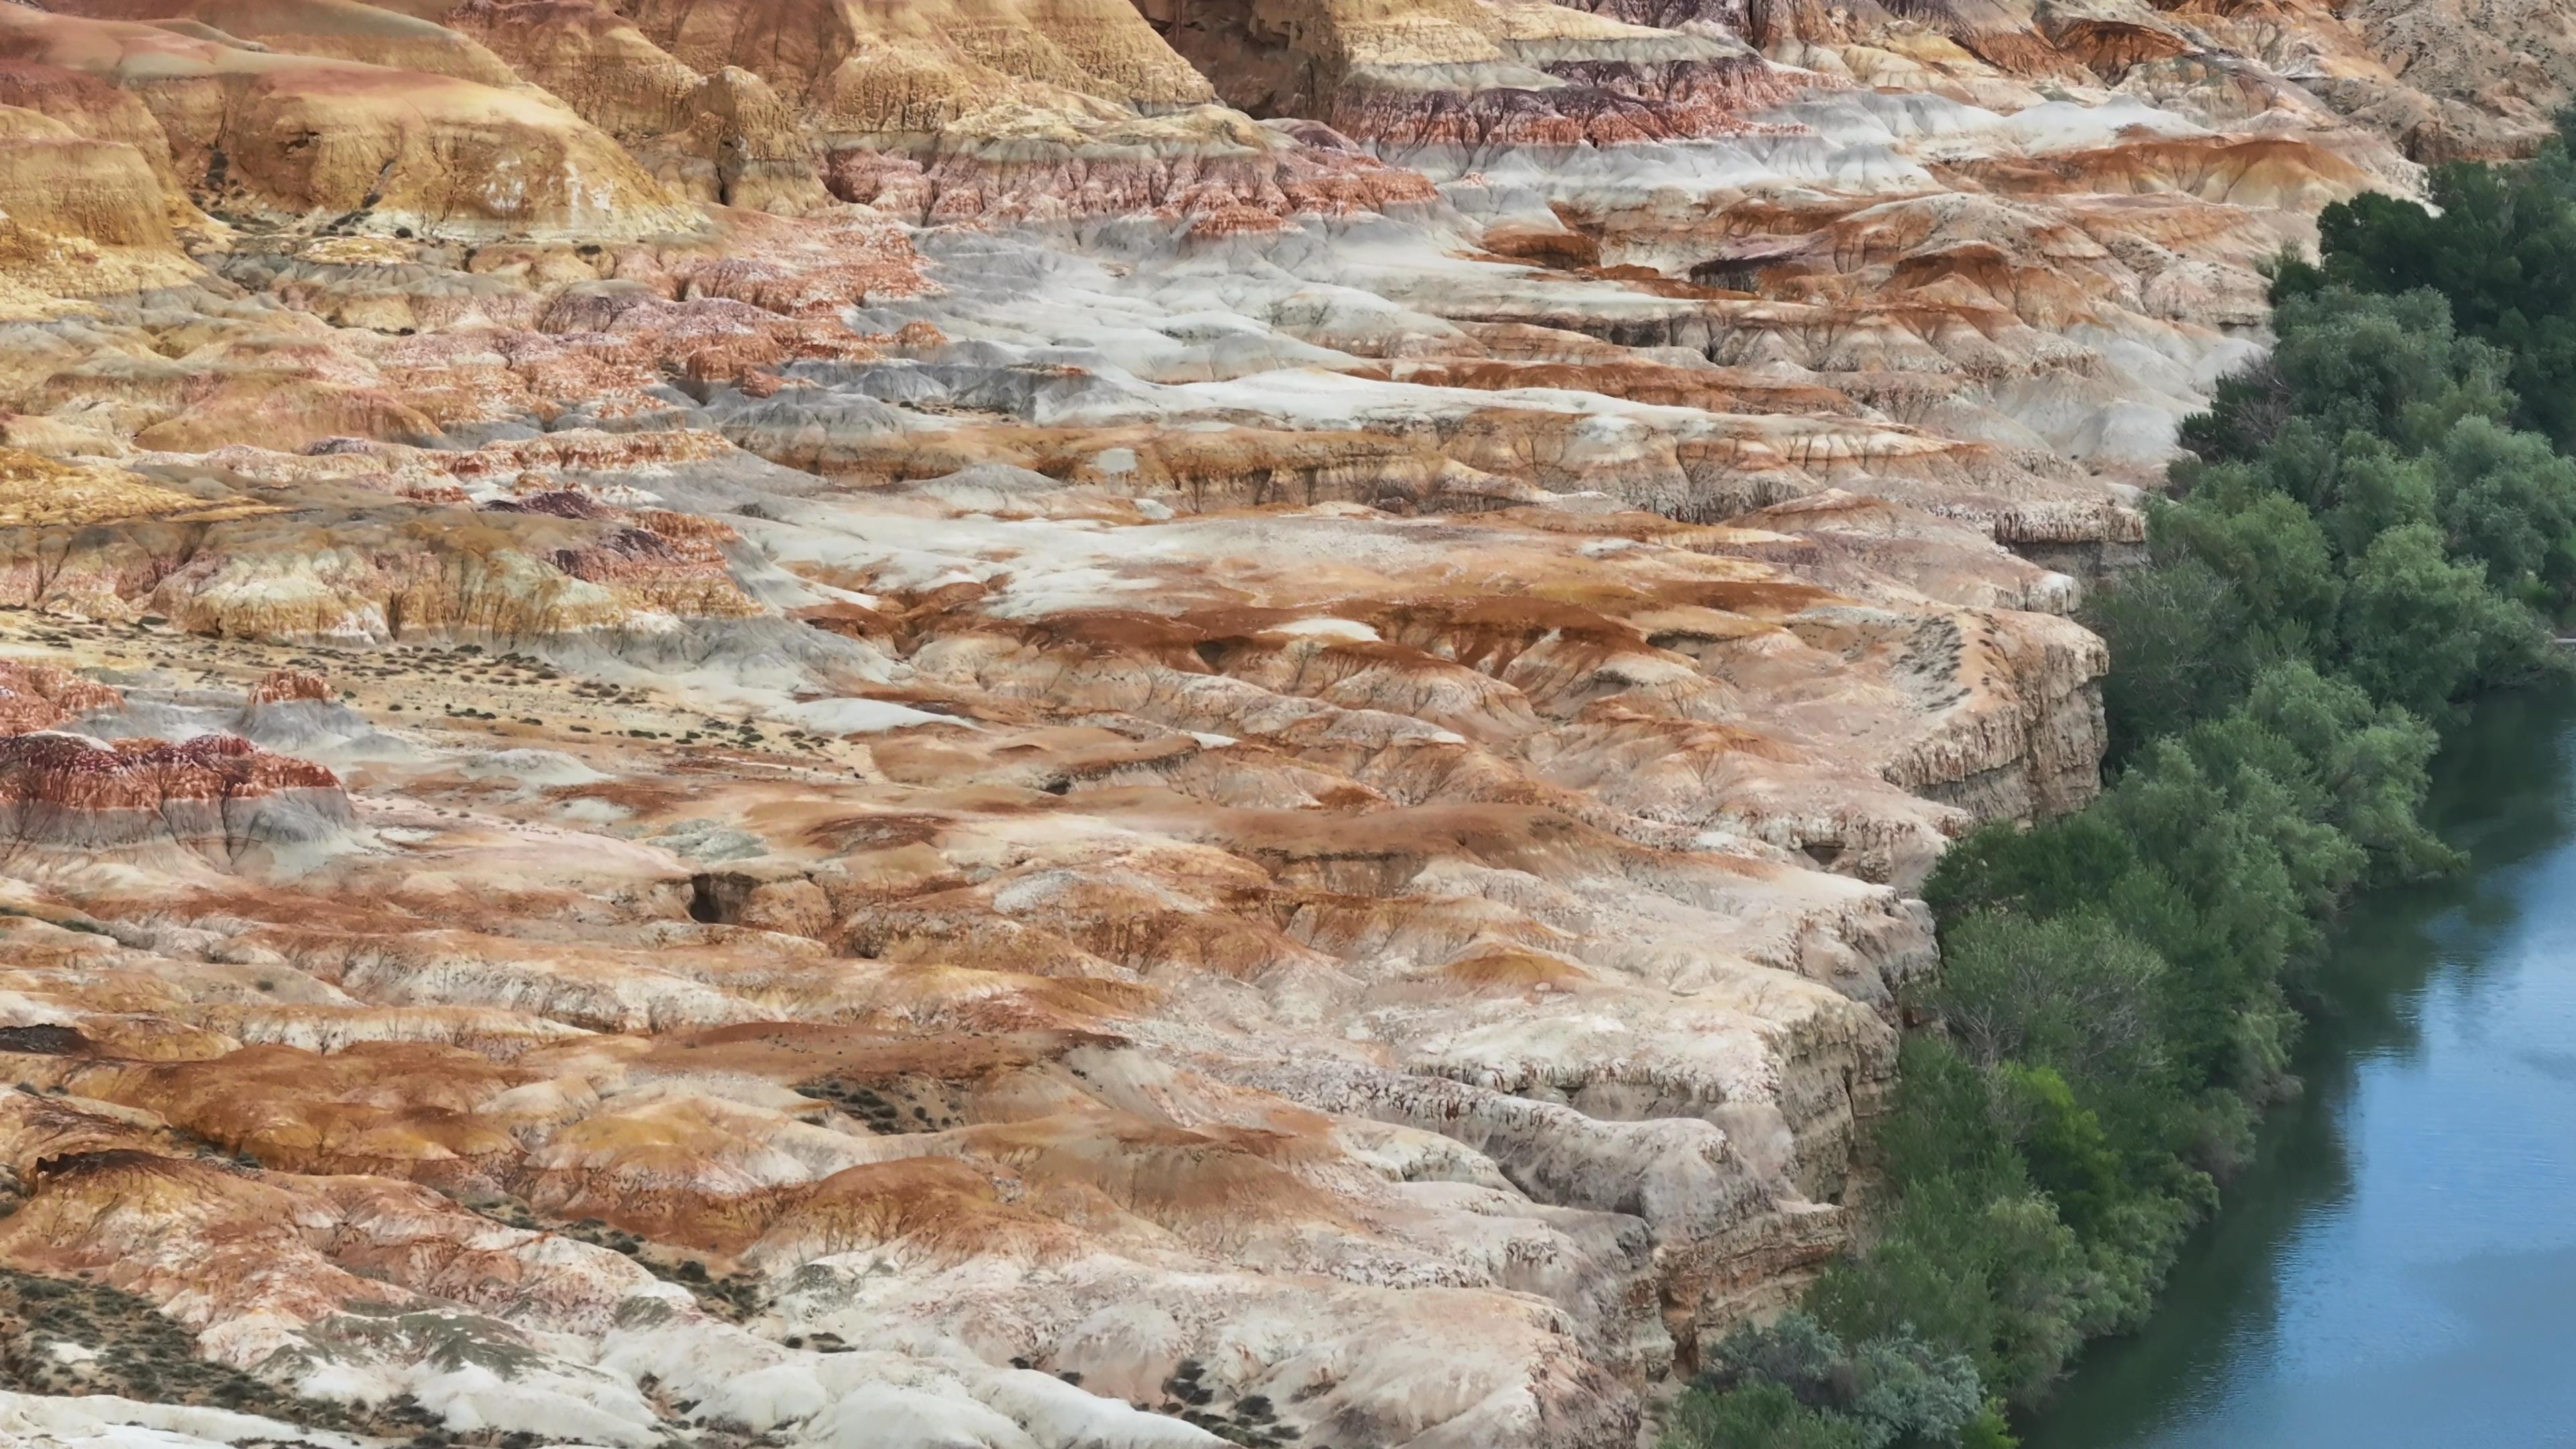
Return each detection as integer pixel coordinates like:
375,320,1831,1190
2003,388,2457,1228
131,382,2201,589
1664,135,2576,1448
2292,113,2576,453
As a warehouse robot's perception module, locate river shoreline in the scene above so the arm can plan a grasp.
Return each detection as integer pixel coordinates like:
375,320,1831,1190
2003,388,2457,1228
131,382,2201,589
2025,678,2576,1447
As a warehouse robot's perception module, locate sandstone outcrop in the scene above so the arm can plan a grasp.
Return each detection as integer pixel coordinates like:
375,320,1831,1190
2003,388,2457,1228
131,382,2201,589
0,5,698,240
0,0,2550,1444
0,730,352,861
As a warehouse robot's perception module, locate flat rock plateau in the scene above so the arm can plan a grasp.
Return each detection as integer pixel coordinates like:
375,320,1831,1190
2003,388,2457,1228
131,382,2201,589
0,0,2549,1445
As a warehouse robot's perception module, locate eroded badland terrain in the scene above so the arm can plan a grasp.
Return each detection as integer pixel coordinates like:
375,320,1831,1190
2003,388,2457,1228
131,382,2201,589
0,0,2549,1444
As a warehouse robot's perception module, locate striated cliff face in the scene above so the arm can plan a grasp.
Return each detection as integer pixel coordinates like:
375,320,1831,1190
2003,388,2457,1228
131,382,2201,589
0,0,2547,1445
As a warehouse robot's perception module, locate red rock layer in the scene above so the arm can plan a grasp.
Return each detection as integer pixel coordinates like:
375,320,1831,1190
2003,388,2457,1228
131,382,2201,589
822,115,1441,229
1327,58,1819,147
0,733,352,856
0,661,121,735
246,669,333,706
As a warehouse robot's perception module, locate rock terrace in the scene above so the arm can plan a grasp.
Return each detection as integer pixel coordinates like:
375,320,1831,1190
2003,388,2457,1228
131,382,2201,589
0,0,2544,1446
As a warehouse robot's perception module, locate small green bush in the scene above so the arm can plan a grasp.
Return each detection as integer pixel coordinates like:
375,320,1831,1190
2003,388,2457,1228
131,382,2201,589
1662,1380,1866,1449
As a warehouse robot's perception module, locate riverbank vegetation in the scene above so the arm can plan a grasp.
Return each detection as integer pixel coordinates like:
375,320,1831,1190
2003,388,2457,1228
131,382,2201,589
1664,120,2576,1448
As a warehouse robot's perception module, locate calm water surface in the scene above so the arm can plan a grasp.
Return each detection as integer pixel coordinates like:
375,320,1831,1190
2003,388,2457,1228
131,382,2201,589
2026,682,2576,1449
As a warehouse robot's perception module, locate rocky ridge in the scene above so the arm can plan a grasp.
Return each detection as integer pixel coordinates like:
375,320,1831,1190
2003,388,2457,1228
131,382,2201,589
0,0,2547,1446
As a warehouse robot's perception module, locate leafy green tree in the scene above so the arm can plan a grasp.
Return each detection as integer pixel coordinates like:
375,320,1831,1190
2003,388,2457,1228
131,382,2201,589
1960,1403,2021,1449
1924,913,2165,1089
2339,522,2551,717
2181,286,2511,460
1868,1034,2020,1193
2084,558,2265,757
2180,722,2367,915
2312,115,2576,448
2230,663,2455,881
1810,1175,2090,1405
2311,434,2438,562
1994,1065,2125,1241
1923,810,2135,924
2153,476,2343,642
2096,740,2310,1085
2429,416,2576,594
1705,1311,1847,1405
1848,1329,1985,1448
1695,1314,1982,1448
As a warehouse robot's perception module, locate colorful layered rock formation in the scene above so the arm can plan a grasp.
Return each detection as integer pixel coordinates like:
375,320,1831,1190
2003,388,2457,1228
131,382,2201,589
0,0,2551,1445
0,730,352,860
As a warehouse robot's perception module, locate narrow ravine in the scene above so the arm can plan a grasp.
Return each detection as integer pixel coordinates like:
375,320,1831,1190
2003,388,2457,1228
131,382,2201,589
2027,680,2576,1448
